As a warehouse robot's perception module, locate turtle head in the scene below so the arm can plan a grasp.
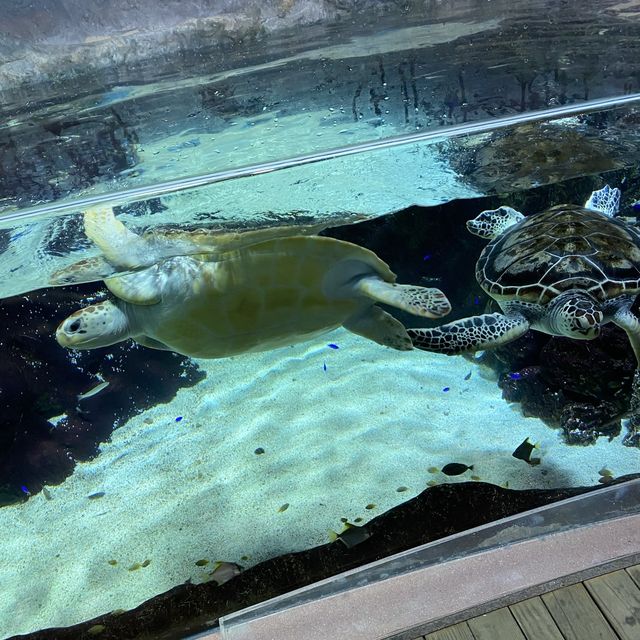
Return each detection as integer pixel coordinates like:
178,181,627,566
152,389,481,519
467,206,525,239
547,291,603,340
56,300,131,350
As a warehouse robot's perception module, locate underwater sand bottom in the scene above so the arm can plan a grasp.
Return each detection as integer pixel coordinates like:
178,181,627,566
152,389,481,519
1,329,638,638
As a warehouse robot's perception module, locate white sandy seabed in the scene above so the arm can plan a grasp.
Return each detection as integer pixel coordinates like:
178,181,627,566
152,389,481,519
1,330,638,638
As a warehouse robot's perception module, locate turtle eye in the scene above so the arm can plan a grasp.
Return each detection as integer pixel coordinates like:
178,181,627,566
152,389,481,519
68,319,81,333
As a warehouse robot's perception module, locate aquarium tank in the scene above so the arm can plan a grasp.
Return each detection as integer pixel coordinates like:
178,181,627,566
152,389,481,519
1,1,640,638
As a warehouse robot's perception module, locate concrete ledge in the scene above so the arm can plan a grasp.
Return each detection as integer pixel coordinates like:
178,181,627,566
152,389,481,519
214,513,640,640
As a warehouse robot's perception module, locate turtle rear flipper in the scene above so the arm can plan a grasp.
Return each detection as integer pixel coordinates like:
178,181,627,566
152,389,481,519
355,278,451,319
344,306,412,350
408,312,530,354
49,255,118,286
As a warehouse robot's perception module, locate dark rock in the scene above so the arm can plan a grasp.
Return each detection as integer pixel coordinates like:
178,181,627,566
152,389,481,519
542,327,635,403
499,366,565,424
560,402,622,446
494,325,636,445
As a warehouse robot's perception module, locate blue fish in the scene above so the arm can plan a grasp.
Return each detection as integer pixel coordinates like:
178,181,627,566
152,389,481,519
633,201,640,211
328,343,339,349
508,372,522,380
175,416,183,422
423,253,432,261
442,387,450,392
323,363,327,371
20,485,30,496
473,296,480,305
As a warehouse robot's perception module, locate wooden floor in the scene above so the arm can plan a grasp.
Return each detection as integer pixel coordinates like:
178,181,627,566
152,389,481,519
414,563,640,640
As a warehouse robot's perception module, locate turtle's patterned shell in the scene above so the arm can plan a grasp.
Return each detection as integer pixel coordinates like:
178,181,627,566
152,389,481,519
477,205,640,304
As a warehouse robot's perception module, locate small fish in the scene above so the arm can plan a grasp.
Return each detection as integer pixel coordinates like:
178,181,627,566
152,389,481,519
167,138,201,152
441,463,473,476
396,486,409,492
598,467,613,477
508,372,522,380
208,561,243,585
427,480,438,487
464,371,472,381
278,503,290,512
473,296,481,305
87,491,105,500
323,362,327,371
327,343,339,349
427,466,439,474
175,416,183,422
195,559,209,566
254,447,265,455
107,559,118,566
423,253,432,261
42,487,53,501
20,485,31,496
442,386,450,392
365,503,376,510
470,475,481,481
77,380,110,402
87,625,106,636
328,522,372,548
512,437,539,464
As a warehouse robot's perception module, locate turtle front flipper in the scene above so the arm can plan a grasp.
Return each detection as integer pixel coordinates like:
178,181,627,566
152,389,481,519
612,305,640,365
84,206,154,269
344,306,413,350
408,312,530,354
355,278,451,319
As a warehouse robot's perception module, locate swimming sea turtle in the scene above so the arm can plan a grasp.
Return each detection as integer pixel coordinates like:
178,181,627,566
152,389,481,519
407,184,640,355
55,207,451,357
407,185,640,443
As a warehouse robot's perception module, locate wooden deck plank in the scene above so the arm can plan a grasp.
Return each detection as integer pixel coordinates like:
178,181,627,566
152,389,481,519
509,596,564,640
585,569,640,640
423,621,476,640
626,564,640,589
466,608,526,640
542,583,618,640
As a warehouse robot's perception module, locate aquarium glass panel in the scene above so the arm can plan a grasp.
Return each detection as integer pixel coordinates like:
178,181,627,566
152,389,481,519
1,2,640,639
